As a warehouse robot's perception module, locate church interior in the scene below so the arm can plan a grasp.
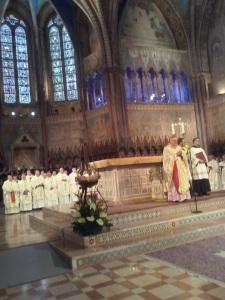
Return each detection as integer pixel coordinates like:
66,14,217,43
1,0,225,299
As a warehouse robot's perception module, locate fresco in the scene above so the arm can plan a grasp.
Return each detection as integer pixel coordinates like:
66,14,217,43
21,0,46,13
47,117,82,150
83,27,103,75
120,0,175,49
87,111,111,142
174,0,189,17
119,0,190,105
127,105,197,144
207,101,225,140
209,36,225,95
208,11,225,95
119,0,189,72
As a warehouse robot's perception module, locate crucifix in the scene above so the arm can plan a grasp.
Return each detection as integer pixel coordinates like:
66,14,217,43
171,117,187,137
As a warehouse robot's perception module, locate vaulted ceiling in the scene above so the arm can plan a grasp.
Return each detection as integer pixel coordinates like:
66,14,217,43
0,0,219,71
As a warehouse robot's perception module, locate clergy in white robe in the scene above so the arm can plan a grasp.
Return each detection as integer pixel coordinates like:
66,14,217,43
51,171,57,186
190,138,211,196
19,174,32,211
26,170,33,182
219,156,225,190
31,170,44,209
41,170,46,180
44,172,58,207
3,175,20,214
56,168,70,205
208,155,219,191
69,168,79,202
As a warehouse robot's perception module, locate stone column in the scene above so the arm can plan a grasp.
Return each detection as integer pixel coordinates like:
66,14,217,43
191,73,209,150
104,66,129,145
37,27,49,168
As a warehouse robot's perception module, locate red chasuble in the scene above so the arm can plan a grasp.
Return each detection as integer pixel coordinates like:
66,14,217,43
172,161,179,191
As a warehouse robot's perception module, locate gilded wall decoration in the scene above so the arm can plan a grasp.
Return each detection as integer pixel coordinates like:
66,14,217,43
87,110,111,142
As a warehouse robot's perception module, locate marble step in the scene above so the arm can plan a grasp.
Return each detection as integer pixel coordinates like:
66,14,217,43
30,214,68,239
50,217,225,270
110,195,225,226
62,208,225,247
30,204,225,249
41,194,225,228
43,206,73,223
29,204,225,239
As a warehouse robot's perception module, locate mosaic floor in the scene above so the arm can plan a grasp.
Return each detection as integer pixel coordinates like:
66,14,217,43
1,255,225,300
2,206,225,299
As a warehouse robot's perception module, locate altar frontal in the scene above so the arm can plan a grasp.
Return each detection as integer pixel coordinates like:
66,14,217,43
93,156,164,204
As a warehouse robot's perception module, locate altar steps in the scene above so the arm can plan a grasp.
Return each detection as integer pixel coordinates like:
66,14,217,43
30,207,225,248
30,213,69,234
30,193,225,232
49,215,225,270
29,194,225,269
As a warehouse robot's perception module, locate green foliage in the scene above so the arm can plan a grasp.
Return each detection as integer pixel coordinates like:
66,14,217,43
72,193,112,236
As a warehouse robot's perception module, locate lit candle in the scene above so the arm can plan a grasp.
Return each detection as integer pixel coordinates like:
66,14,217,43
171,123,175,134
181,123,185,134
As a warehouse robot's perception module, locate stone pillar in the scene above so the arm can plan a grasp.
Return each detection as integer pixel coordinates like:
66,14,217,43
191,73,208,150
37,27,49,168
104,66,129,145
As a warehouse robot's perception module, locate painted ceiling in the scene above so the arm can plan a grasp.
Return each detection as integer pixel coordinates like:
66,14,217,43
21,0,47,13
172,0,189,18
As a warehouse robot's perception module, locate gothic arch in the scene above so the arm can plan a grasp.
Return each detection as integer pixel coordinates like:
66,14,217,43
194,0,219,73
0,1,111,69
68,0,111,67
117,0,189,51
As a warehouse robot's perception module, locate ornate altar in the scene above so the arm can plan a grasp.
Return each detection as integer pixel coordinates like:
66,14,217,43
92,156,165,204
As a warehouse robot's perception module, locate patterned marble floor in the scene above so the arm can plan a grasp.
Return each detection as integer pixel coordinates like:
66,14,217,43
1,255,225,300
2,210,225,299
0,211,59,250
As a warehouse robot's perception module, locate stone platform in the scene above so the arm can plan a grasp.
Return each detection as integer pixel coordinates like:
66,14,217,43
29,192,225,269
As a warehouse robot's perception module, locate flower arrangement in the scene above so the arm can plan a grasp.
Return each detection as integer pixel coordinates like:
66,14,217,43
73,191,112,236
72,143,112,236
183,144,190,155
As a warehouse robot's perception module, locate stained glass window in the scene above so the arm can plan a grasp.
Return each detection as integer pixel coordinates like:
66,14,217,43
48,16,78,102
0,14,31,104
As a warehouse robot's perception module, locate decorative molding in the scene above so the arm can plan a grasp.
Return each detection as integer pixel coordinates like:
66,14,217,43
127,103,195,111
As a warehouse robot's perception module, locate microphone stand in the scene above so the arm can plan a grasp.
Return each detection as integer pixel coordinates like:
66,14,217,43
189,148,202,214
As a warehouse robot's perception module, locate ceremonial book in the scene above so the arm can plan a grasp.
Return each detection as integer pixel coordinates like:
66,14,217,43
195,152,206,163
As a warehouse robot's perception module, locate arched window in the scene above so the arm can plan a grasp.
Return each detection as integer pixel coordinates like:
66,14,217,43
47,15,78,102
0,14,31,104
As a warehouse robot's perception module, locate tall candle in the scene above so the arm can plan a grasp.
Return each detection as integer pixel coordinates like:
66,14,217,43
171,123,175,134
